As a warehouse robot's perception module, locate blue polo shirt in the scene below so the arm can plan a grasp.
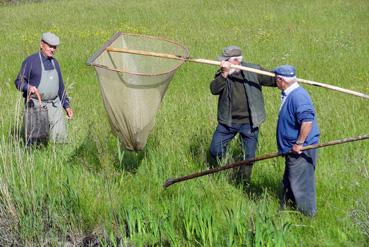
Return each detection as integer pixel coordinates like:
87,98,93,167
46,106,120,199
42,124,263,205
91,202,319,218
14,52,70,109
276,85,320,153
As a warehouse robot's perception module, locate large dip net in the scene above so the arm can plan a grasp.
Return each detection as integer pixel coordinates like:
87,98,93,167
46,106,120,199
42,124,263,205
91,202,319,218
88,32,369,151
88,32,189,151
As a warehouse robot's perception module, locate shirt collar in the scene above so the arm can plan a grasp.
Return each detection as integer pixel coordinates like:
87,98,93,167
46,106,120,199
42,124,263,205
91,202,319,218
40,51,53,61
282,82,300,97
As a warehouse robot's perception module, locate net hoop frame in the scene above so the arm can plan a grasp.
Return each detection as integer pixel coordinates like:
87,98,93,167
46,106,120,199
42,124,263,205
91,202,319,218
87,32,189,77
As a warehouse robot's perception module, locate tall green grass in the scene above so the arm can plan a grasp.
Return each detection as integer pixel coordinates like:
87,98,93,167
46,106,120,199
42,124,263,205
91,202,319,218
1,0,369,245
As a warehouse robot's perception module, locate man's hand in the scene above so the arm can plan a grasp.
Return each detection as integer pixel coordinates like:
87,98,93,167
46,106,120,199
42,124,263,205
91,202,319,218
291,122,313,154
220,61,231,78
66,107,73,120
28,85,38,94
292,143,303,154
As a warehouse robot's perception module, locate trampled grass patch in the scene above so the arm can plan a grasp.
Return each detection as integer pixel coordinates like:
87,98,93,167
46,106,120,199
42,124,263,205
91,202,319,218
1,0,369,245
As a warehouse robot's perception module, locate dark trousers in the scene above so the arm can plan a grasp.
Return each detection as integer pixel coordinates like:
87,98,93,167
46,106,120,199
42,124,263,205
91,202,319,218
283,149,317,216
209,123,259,181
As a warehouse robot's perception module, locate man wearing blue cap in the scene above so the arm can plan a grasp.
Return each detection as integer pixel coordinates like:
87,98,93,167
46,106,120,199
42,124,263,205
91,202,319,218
274,65,320,216
209,45,276,184
15,32,73,144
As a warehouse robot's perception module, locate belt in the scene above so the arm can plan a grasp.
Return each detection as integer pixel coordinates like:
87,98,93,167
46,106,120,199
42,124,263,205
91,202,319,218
44,97,60,107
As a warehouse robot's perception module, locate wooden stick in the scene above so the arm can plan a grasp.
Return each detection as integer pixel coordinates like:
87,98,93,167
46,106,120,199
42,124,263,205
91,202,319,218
106,47,369,100
296,78,369,99
163,134,369,188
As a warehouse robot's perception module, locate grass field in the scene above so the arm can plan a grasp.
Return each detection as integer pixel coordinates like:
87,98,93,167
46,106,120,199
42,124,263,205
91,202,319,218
1,0,369,245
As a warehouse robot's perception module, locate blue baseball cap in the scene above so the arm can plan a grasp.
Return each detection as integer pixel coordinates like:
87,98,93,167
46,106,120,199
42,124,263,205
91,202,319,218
273,65,296,77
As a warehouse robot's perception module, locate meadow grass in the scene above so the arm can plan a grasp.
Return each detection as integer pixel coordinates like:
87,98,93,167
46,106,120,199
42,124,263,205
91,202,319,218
1,0,369,245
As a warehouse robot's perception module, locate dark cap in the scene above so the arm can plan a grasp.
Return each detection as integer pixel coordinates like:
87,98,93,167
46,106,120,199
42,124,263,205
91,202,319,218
218,45,242,61
273,65,296,77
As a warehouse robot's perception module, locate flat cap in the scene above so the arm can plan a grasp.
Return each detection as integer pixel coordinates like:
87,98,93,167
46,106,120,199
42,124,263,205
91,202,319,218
218,45,242,61
41,32,60,46
273,65,296,77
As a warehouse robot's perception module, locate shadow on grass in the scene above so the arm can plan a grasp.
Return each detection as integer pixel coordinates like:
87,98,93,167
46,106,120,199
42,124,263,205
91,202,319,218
67,130,102,172
189,134,243,168
188,132,282,201
189,132,210,164
67,129,146,174
243,157,286,203
245,171,282,202
113,148,145,174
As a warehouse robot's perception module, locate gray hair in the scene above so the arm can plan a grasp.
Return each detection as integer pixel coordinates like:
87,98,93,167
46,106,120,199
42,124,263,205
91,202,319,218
278,75,297,84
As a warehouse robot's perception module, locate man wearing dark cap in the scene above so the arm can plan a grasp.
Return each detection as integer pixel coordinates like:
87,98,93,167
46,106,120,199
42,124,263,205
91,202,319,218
274,65,320,216
15,32,73,144
209,45,276,184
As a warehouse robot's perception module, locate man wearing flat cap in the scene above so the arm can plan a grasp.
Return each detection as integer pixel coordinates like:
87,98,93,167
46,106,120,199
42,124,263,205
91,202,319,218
274,65,320,216
209,45,276,184
15,32,73,144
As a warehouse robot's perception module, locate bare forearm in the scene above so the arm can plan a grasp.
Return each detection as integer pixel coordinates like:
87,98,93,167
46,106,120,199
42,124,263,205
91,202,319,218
297,121,313,143
292,121,313,154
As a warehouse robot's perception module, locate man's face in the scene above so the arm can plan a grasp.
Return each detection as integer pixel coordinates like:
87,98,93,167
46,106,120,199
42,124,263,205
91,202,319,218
40,41,57,58
228,57,241,65
275,76,284,90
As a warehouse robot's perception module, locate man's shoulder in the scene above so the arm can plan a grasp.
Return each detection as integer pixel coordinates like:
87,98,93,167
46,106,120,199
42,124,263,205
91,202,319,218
294,86,310,96
23,52,39,62
28,52,40,59
290,87,313,103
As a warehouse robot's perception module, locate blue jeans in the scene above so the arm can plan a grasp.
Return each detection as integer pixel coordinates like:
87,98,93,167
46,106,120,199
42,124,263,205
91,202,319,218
209,123,259,182
283,149,317,216
210,122,259,161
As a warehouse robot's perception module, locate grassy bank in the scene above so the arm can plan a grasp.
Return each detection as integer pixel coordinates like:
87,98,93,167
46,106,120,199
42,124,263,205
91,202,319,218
1,0,369,245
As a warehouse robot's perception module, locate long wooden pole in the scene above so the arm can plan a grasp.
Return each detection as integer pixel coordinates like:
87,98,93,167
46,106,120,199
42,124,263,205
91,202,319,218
106,47,369,100
163,134,369,188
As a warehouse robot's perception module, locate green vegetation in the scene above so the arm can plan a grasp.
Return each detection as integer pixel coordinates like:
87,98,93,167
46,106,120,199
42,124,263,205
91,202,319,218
1,0,369,245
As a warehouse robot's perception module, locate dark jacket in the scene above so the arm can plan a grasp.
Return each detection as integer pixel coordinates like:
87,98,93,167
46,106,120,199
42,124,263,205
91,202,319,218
14,52,70,109
210,62,275,128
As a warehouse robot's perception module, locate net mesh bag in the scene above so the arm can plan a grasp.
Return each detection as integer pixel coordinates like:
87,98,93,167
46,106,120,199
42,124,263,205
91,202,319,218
88,33,189,151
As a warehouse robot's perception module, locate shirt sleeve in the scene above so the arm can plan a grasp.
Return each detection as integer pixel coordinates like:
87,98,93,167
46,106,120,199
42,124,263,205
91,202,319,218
257,65,276,87
210,71,227,95
294,94,315,124
14,59,32,93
